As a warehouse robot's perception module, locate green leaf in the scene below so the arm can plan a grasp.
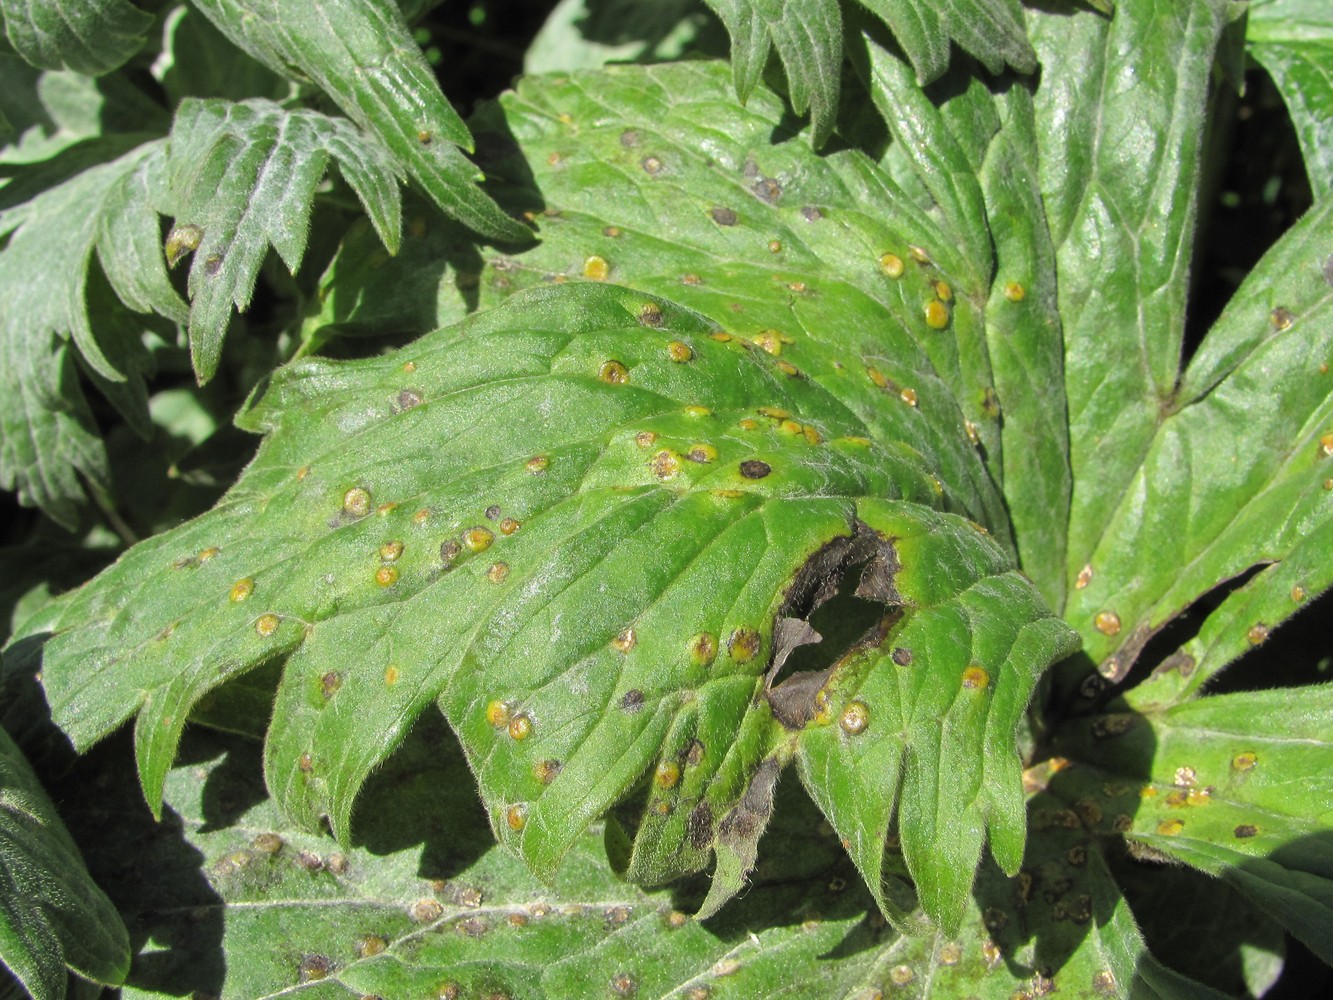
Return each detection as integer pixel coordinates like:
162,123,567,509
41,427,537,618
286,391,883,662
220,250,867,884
0,728,130,999
188,0,527,241
34,274,1072,931
857,0,1036,83
0,0,151,76
82,712,1215,999
1062,197,1333,693
450,61,1012,538
163,97,403,381
794,521,1079,931
1248,0,1333,199
703,0,843,147
0,140,181,527
1054,685,1333,965
1028,0,1234,597
454,59,1069,601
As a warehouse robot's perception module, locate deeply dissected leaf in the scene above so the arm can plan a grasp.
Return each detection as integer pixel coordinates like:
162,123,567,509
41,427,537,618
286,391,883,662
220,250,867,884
1028,0,1233,598
407,59,1071,604
0,728,129,999
1054,685,1333,965
0,0,151,76
441,61,1016,537
71,711,1212,999
0,140,184,527
703,0,843,147
701,0,1036,139
163,97,403,380
857,0,1036,83
188,0,526,241
1063,197,1333,692
1249,0,1333,199
33,273,1073,931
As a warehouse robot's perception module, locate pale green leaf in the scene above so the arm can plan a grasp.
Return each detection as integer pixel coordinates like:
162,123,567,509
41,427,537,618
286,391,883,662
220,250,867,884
0,729,129,999
0,140,180,527
188,0,527,241
1028,0,1234,595
0,0,150,76
1062,198,1333,692
1248,0,1333,199
1055,685,1333,965
703,0,843,147
163,97,403,381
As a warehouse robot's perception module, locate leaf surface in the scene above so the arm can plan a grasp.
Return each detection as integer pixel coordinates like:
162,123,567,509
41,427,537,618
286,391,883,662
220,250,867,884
84,714,1218,999
1028,0,1233,595
164,97,403,380
188,0,527,240
0,0,151,75
0,729,129,999
858,0,1036,82
1248,0,1333,199
1054,685,1333,965
0,140,182,527
1062,197,1333,692
35,273,1072,930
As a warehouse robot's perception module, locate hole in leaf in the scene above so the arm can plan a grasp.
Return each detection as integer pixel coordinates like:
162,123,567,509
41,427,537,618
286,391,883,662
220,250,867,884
764,523,903,730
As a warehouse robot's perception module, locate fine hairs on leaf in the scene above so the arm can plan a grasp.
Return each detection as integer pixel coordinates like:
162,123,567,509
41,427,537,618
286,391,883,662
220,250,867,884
163,97,404,381
1,0,1331,996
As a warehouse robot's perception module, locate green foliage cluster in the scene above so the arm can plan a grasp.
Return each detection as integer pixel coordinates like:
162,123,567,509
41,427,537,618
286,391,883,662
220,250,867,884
1,1,1331,997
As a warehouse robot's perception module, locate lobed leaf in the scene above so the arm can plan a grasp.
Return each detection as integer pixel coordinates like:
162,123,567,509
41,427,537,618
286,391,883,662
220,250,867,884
34,274,1072,929
1248,0,1333,200
703,0,843,148
0,140,183,527
163,97,403,380
81,712,1216,999
1054,685,1333,965
0,729,129,999
0,0,150,76
1062,197,1333,692
1028,0,1234,597
701,0,1037,140
188,0,527,241
858,0,1036,83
